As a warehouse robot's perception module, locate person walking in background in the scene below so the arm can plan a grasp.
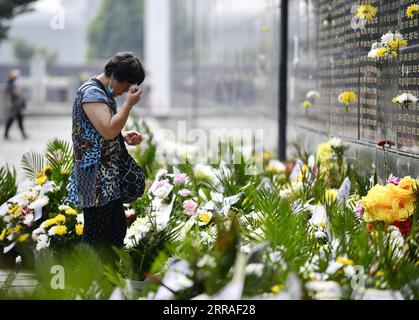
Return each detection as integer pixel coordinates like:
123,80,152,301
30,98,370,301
3,69,27,140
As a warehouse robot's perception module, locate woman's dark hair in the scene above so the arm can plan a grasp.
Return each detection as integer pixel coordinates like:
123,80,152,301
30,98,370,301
104,52,145,85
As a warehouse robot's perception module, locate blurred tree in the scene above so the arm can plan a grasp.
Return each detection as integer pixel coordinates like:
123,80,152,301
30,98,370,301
38,46,59,65
86,0,144,60
0,0,38,42
13,37,35,62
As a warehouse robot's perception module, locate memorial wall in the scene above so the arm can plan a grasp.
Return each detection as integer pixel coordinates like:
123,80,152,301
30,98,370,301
287,0,419,177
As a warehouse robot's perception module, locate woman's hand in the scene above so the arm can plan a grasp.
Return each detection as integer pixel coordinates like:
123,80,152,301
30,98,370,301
123,130,143,146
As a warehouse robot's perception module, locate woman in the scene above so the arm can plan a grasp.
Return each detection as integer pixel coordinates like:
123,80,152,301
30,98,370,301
67,52,145,253
3,69,27,140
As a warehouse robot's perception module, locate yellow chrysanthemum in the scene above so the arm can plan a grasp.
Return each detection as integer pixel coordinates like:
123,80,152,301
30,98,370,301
35,172,48,185
10,225,22,234
65,208,77,215
316,142,333,165
17,233,30,243
362,176,417,224
388,38,408,50
375,47,388,57
303,100,312,108
271,284,283,293
406,4,419,19
338,91,357,105
336,256,354,266
43,218,58,228
53,225,67,236
0,229,6,241
75,224,83,236
54,214,66,224
356,4,377,21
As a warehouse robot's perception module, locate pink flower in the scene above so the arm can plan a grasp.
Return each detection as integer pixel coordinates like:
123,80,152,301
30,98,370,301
183,199,198,215
174,173,187,185
179,189,192,197
387,176,401,185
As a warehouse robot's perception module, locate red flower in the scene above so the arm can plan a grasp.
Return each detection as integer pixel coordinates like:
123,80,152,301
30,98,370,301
377,140,395,147
391,218,412,237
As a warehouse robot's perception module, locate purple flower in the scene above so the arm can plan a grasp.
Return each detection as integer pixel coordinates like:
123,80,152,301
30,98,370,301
387,176,401,186
354,201,364,219
174,173,187,185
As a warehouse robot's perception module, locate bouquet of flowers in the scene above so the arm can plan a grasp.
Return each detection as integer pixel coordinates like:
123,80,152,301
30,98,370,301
302,90,321,109
392,93,418,110
31,205,83,252
0,173,52,254
368,31,408,70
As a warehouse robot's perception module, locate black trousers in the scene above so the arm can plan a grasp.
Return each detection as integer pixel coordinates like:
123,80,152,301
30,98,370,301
4,111,26,138
82,198,127,248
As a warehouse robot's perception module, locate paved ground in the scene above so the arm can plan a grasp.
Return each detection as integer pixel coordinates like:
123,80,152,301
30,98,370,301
0,269,38,298
0,115,72,191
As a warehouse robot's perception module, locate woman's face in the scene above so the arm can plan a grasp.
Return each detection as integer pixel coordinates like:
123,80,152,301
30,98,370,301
112,80,133,97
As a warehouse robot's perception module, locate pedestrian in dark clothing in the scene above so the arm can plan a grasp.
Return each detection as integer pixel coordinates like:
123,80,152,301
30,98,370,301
4,69,27,140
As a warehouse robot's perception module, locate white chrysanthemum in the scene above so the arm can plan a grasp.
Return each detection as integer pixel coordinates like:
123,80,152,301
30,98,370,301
32,227,45,241
307,90,320,99
197,254,216,268
381,31,395,45
58,205,72,211
328,137,343,148
124,217,151,248
23,213,34,226
35,234,50,251
245,263,264,277
76,214,84,224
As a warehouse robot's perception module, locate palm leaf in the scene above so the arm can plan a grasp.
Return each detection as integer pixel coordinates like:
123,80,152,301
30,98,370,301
21,150,45,181
45,139,73,175
0,165,17,204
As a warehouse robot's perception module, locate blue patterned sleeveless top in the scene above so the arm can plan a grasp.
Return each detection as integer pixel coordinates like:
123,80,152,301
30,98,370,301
66,79,122,208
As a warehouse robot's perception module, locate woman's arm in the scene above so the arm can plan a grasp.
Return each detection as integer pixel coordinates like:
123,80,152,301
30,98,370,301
82,87,141,140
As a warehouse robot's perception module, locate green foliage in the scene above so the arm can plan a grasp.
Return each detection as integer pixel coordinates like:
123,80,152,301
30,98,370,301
13,37,36,62
0,164,17,204
31,244,116,299
0,1,37,42
86,0,144,60
125,220,180,281
21,150,45,181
